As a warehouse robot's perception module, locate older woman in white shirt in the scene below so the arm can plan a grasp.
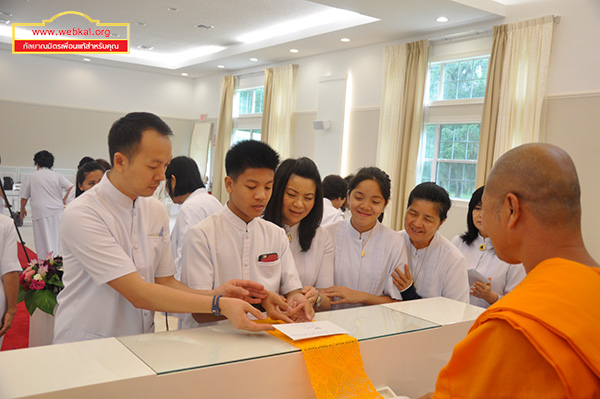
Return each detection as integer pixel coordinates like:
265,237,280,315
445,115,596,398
452,186,526,308
263,157,333,311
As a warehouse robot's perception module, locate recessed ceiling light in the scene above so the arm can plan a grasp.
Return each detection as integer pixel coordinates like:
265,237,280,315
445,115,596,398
436,16,449,23
290,48,299,53
340,37,350,43
217,64,225,69
137,45,154,50
135,22,146,26
181,72,188,76
195,24,214,30
83,58,91,62
167,7,178,12
249,57,258,62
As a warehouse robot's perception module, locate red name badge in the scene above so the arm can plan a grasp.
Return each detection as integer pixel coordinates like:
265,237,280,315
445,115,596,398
258,253,278,262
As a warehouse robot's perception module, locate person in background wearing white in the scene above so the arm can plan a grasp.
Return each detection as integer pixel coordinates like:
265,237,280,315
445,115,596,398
452,186,526,308
263,157,333,311
0,214,20,347
321,167,406,309
320,174,347,225
165,156,223,281
74,161,105,199
54,112,273,344
64,156,95,205
393,182,469,303
19,150,73,258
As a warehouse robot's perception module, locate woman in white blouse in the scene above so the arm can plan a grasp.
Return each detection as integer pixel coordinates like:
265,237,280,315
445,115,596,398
321,167,407,309
263,157,333,311
452,186,526,308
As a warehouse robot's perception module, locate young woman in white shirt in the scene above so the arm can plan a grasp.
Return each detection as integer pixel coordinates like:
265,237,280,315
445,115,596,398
263,157,333,311
452,186,526,308
74,161,106,198
321,167,406,309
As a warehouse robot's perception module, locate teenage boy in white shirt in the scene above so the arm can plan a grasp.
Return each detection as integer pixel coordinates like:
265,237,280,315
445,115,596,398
54,112,273,344
180,140,314,329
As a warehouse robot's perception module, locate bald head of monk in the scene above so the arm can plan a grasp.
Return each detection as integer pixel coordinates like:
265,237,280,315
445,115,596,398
482,143,596,271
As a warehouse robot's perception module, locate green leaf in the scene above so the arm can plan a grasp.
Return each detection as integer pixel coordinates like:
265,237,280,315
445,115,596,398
17,286,27,303
24,290,37,316
32,289,57,316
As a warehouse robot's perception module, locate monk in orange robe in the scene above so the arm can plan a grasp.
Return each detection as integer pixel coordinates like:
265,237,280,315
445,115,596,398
419,143,600,399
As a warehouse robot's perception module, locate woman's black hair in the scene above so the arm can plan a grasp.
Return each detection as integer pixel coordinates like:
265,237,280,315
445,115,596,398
165,156,205,198
33,150,54,168
407,182,452,221
348,167,391,223
460,186,485,246
75,161,106,197
263,157,323,252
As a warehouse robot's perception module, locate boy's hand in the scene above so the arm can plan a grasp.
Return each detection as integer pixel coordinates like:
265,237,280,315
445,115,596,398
262,291,294,323
286,291,315,322
215,279,267,304
219,297,274,332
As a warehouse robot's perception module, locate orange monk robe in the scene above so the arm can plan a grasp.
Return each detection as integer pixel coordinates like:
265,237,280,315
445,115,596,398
433,258,600,399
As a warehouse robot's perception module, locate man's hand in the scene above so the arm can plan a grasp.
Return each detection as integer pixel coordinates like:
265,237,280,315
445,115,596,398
0,310,15,337
321,286,365,306
393,264,412,291
219,297,274,332
262,291,294,323
301,286,319,306
286,291,315,322
214,279,267,304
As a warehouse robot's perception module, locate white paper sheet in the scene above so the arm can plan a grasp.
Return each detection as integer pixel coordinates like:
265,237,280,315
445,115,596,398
272,320,350,341
468,268,489,286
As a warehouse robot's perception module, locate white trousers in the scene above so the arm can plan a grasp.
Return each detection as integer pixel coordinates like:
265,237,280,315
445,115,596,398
32,213,62,258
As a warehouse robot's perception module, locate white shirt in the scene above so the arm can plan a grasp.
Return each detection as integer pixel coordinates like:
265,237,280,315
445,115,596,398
170,188,223,280
53,173,175,343
283,223,334,288
0,215,21,322
19,168,72,220
452,234,526,308
180,205,302,329
321,198,344,225
400,230,469,303
325,220,407,309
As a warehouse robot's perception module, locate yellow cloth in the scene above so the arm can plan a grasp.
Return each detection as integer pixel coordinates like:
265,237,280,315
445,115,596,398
266,320,383,399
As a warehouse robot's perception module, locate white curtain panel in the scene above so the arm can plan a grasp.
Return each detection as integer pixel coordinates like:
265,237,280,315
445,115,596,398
493,15,554,162
212,75,235,203
262,64,297,160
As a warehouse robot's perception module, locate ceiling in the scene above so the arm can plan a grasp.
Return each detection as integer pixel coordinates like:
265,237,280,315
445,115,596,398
0,0,507,78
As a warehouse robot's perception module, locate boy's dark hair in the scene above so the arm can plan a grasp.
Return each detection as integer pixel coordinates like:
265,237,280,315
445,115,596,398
407,182,452,221
33,150,54,168
225,140,279,180
108,112,172,167
460,186,485,246
75,161,106,197
264,157,323,252
322,175,348,200
165,156,205,198
348,167,391,223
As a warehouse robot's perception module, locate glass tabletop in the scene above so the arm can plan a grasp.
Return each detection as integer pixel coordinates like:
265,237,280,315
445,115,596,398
117,305,439,375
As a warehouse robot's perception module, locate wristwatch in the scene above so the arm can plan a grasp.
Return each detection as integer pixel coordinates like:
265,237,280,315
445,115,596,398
212,295,222,316
314,292,322,309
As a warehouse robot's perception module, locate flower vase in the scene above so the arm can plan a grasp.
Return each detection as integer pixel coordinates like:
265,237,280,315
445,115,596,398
29,308,55,347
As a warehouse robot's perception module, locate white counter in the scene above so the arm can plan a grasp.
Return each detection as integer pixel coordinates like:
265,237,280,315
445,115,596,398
0,297,484,399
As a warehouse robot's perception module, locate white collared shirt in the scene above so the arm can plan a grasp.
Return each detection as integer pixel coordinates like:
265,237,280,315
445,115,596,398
321,198,344,225
325,219,407,309
284,223,334,288
0,215,21,323
20,168,72,220
54,173,175,343
400,230,469,303
170,188,223,280
452,234,526,308
180,205,302,329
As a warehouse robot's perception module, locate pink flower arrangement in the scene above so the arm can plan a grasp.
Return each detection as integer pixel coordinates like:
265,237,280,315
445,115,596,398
18,253,64,315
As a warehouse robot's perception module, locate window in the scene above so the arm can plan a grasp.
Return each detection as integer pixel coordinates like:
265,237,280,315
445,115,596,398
419,123,480,200
428,56,488,101
417,51,490,200
231,128,261,146
233,87,264,117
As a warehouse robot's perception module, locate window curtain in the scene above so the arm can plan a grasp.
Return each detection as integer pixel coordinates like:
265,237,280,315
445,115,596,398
476,16,554,186
376,40,428,230
261,64,298,160
212,75,235,203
